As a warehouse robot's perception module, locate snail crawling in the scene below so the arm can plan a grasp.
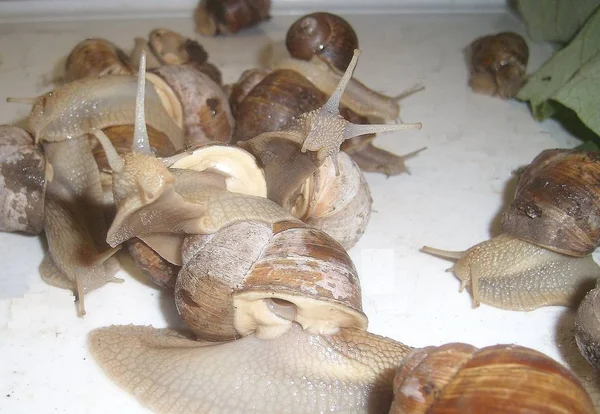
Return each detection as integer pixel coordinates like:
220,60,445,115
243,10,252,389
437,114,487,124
64,31,232,146
467,31,529,99
422,149,600,311
232,12,425,176
194,0,271,36
421,149,600,392
88,53,594,413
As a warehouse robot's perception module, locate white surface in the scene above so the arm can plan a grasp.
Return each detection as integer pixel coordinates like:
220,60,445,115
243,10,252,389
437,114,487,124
0,11,597,414
0,1,507,23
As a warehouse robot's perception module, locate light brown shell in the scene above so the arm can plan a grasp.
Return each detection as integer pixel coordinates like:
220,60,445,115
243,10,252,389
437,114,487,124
65,38,133,82
0,125,46,234
468,31,529,99
150,64,234,146
391,342,595,414
502,149,600,257
175,220,367,341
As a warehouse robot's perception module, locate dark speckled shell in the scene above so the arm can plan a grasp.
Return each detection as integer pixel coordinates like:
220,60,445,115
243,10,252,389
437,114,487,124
502,149,600,256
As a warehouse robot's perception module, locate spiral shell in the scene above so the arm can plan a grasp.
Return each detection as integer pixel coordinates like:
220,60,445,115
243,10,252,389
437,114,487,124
575,280,600,370
286,12,359,72
0,125,46,234
175,220,367,341
468,31,529,99
502,149,600,257
391,343,595,413
65,38,133,82
194,0,272,36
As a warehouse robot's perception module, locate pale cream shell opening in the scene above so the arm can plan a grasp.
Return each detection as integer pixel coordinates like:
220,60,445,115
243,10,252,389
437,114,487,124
146,72,184,129
170,145,267,197
233,291,368,339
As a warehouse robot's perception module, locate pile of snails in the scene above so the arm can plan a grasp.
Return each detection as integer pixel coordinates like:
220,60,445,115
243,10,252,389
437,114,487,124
0,9,598,413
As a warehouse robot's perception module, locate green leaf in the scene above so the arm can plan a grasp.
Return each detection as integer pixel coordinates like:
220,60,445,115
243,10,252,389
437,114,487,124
517,6,600,137
575,140,600,151
516,0,600,43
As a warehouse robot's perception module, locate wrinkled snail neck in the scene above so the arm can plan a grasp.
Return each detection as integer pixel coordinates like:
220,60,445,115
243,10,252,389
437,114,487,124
256,49,422,176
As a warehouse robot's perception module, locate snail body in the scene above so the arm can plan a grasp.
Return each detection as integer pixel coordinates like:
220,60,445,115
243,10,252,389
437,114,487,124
423,149,600,311
467,31,529,99
391,343,595,413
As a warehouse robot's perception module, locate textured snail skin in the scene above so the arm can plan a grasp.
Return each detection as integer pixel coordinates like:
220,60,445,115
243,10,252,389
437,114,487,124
468,31,529,99
286,12,359,73
89,323,411,414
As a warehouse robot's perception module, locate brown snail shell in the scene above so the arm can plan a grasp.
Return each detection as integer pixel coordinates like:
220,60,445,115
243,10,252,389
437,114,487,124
468,31,529,99
65,38,133,82
194,0,271,36
390,342,595,414
175,219,367,341
0,125,46,234
232,69,326,143
149,64,234,146
126,238,180,289
228,68,271,118
575,280,600,370
502,149,600,257
148,28,208,66
423,149,600,311
286,12,359,73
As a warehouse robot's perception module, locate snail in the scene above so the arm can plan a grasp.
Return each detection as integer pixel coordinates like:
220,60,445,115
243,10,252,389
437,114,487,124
286,12,359,73
390,342,595,413
88,55,417,410
64,38,133,82
422,149,600,311
576,279,600,370
232,63,423,176
129,29,222,85
0,125,47,235
234,50,421,248
194,0,271,36
467,31,529,99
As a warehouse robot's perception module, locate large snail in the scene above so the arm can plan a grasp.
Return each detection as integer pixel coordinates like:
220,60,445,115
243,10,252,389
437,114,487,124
467,31,529,99
422,149,600,311
390,343,595,413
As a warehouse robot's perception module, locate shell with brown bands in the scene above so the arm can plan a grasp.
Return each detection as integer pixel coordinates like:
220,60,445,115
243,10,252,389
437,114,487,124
65,38,133,82
502,149,600,257
286,12,359,73
390,342,595,414
175,220,367,341
468,31,529,99
575,280,600,370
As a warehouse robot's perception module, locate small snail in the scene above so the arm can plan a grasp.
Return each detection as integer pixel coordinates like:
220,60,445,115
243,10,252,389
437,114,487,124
232,64,423,176
286,12,359,73
467,31,529,99
64,38,133,82
0,125,47,235
390,343,595,413
422,149,600,311
194,0,271,36
129,29,222,85
576,279,600,370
